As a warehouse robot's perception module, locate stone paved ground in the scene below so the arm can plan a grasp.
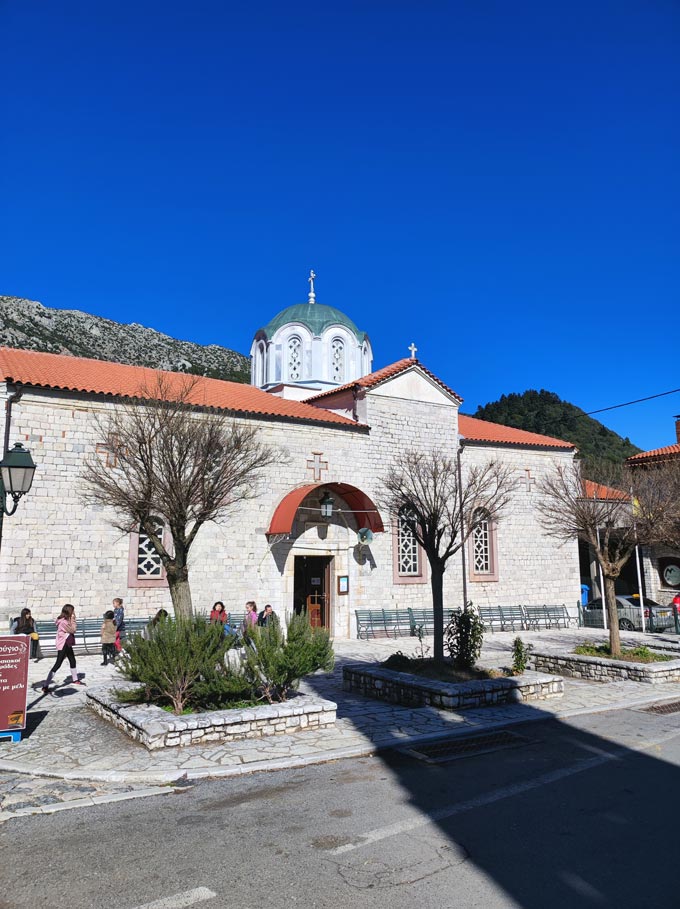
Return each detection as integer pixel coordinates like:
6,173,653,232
2,627,680,823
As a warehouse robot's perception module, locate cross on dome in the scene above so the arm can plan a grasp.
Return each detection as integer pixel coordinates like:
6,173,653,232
408,342,417,359
308,269,317,304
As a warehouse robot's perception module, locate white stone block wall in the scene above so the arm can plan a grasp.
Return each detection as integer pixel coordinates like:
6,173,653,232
0,381,580,635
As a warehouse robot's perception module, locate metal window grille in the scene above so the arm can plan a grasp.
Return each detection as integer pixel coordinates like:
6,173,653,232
398,510,420,575
331,338,345,382
137,519,164,579
472,513,491,574
288,336,302,381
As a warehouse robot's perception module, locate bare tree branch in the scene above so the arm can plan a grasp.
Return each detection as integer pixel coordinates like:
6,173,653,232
381,448,518,663
536,458,680,656
81,374,283,616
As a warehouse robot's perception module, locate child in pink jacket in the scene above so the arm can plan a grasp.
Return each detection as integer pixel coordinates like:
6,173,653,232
42,604,84,692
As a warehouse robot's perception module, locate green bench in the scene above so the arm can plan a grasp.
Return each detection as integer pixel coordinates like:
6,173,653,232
523,604,573,630
27,616,152,655
407,608,435,635
355,609,412,639
477,605,526,632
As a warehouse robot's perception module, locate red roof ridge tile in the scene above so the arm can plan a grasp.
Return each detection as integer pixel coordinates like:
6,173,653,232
306,358,463,403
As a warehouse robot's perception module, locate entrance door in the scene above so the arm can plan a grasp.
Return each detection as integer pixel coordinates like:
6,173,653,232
294,556,332,630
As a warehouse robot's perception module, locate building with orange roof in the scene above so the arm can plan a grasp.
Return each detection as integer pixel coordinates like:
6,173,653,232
0,278,584,634
625,417,680,602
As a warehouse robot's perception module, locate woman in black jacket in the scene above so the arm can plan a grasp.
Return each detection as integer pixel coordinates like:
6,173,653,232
12,607,42,661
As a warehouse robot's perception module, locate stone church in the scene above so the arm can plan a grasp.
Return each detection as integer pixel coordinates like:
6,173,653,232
0,277,581,637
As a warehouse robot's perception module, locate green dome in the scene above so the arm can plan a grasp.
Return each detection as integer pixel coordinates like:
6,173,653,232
261,303,366,342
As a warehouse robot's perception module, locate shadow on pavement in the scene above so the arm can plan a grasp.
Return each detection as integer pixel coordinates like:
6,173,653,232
304,655,680,908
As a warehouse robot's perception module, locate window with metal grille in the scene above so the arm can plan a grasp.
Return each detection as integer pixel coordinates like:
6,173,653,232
398,509,420,575
288,336,302,381
137,518,165,579
331,338,345,382
472,510,492,574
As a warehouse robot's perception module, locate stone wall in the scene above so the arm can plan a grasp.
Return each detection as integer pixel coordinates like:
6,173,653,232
532,650,680,683
86,687,337,750
0,377,581,638
342,663,564,709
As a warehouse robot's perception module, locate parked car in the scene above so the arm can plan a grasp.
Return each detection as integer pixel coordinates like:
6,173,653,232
581,594,674,631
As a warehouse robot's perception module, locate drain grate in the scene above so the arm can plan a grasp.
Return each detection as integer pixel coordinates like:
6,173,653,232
641,700,680,716
399,730,532,764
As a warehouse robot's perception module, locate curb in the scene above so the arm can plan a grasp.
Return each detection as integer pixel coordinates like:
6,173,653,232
2,687,680,787
0,785,179,824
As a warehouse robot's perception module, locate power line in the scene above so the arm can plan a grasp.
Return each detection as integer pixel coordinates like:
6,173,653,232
585,387,680,417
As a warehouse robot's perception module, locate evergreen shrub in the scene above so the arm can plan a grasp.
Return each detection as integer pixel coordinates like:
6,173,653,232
117,615,250,714
242,612,335,703
445,603,485,670
511,637,533,675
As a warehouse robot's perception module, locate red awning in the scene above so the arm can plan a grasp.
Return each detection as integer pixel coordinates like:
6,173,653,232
267,482,385,536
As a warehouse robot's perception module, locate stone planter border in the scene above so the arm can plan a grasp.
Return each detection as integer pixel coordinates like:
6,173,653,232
532,651,680,684
342,664,563,710
86,686,337,750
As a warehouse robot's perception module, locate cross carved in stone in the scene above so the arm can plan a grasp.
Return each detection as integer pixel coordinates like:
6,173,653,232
306,451,328,482
96,441,118,469
519,468,536,493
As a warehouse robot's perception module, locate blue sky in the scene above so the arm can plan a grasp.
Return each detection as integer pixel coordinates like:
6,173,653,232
2,1,679,451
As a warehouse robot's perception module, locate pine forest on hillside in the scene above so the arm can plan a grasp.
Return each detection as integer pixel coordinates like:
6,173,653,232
473,390,641,474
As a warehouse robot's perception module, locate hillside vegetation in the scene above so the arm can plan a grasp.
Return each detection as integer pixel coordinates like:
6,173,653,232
0,296,250,383
474,389,641,469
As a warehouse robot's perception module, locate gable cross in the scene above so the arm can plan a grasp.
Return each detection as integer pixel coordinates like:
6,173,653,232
408,342,417,359
519,468,536,493
307,451,329,482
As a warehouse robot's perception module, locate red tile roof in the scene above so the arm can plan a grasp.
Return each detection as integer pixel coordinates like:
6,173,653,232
306,358,463,403
582,479,629,501
0,347,362,428
458,414,575,450
627,443,680,464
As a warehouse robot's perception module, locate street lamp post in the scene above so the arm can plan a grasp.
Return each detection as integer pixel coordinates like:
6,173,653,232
0,442,37,556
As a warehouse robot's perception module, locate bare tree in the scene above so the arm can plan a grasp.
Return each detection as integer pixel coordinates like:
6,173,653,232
81,375,281,618
381,448,518,664
537,460,680,657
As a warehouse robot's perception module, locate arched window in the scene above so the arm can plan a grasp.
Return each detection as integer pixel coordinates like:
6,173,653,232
288,335,302,381
470,509,498,580
258,342,266,386
331,338,345,382
397,508,420,576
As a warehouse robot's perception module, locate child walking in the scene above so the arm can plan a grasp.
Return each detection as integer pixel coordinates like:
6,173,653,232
101,609,117,666
42,604,84,692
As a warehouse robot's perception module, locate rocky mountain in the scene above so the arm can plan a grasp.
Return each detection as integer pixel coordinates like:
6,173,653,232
0,296,250,383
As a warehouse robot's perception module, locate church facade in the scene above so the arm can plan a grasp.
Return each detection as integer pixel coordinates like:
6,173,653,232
0,280,581,636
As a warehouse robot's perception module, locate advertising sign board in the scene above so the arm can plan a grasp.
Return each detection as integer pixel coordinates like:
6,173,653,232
0,635,30,742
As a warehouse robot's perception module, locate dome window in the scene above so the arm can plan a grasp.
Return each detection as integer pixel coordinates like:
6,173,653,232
288,335,302,381
331,338,345,382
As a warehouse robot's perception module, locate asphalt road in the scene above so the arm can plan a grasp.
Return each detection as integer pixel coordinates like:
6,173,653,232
2,705,679,909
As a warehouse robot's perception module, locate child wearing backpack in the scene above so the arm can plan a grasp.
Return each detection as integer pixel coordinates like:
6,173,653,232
101,609,117,666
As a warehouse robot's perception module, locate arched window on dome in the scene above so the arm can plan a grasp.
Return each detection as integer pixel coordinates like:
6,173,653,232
258,342,266,386
288,335,302,382
331,338,345,383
